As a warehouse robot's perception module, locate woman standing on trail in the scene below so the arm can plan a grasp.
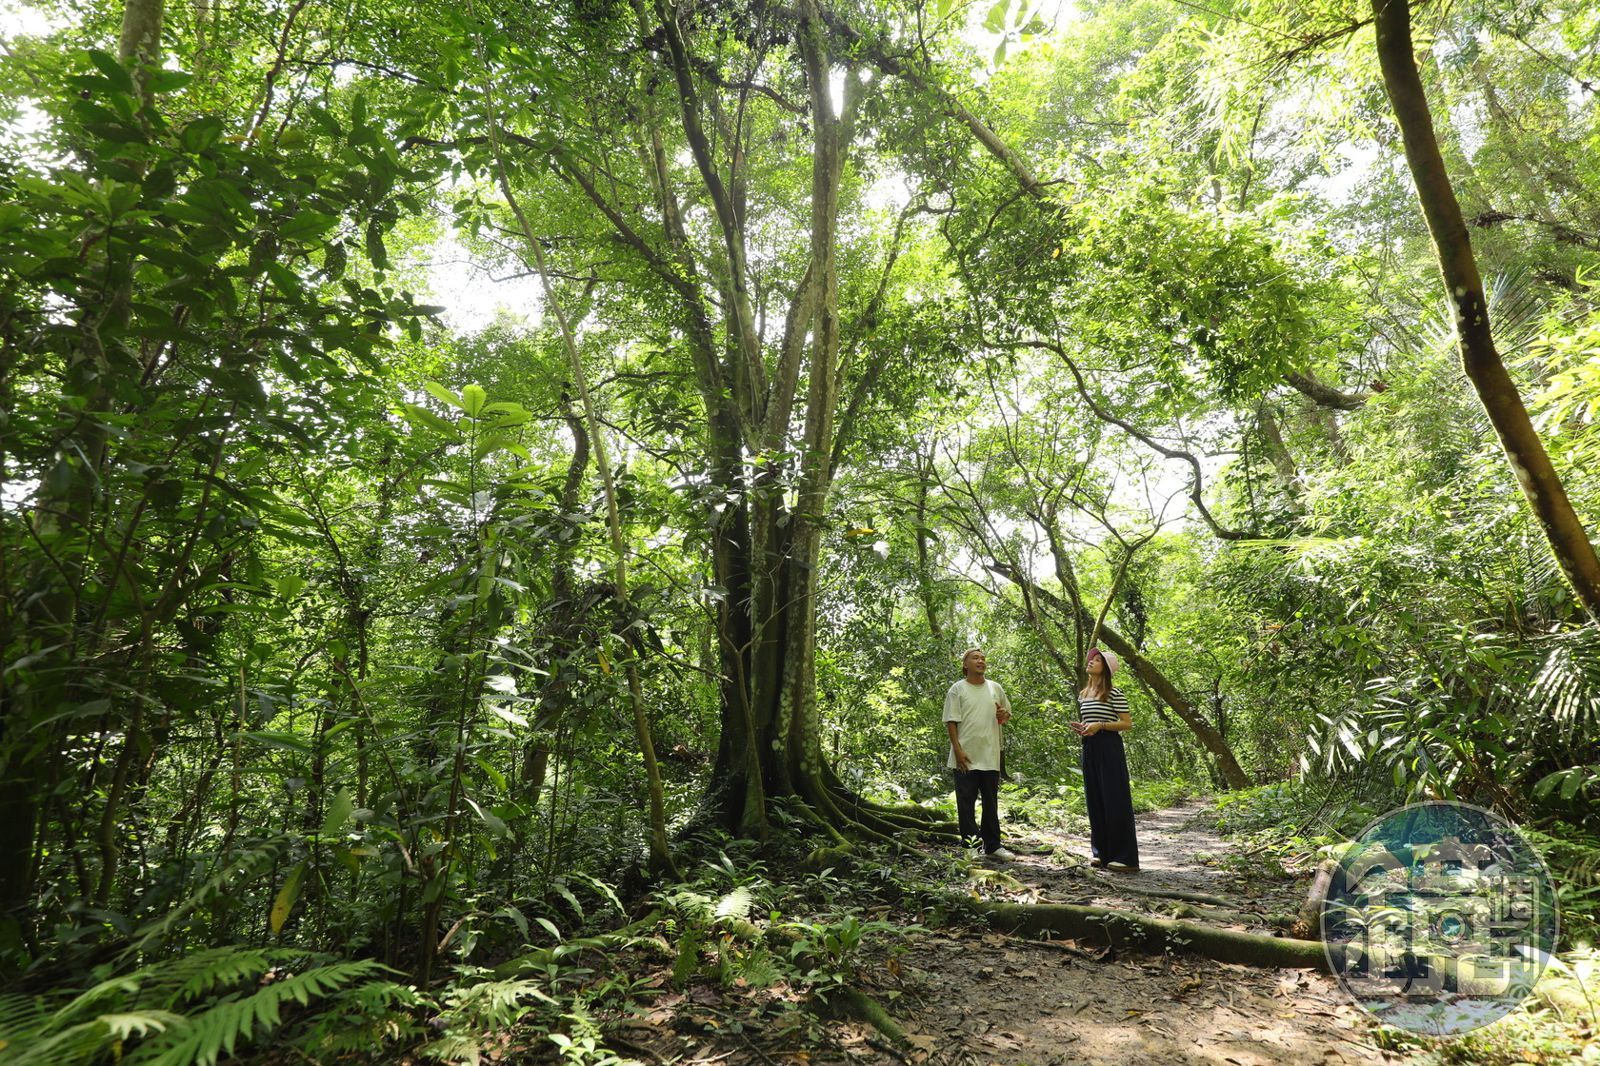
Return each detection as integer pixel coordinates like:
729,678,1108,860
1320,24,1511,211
1071,648,1140,870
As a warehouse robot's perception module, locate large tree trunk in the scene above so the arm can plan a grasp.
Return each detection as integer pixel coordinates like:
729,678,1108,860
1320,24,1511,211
1373,0,1600,617
556,2,926,846
778,0,864,833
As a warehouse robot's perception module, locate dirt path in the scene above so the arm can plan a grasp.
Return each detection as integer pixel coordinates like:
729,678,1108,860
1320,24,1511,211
603,802,1412,1065
879,801,1400,1065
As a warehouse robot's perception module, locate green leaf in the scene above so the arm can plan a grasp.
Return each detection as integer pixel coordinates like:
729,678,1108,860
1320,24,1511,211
984,0,1013,33
320,790,354,837
265,262,303,295
474,433,523,461
281,209,338,243
401,403,459,435
553,879,584,920
461,384,487,418
424,381,463,409
270,862,306,934
465,796,507,835
366,219,388,270
498,905,529,940
180,115,224,152
243,730,314,754
482,401,531,426
145,68,194,93
566,872,625,916
87,50,134,95
472,755,508,792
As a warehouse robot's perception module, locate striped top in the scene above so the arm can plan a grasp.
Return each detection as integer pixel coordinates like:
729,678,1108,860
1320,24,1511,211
1078,686,1129,725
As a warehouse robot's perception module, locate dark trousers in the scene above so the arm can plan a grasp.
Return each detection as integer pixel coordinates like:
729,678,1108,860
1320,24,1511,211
953,768,1001,853
1081,732,1139,867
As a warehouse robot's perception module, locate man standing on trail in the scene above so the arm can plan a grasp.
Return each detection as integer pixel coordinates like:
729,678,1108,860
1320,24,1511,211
944,648,1016,861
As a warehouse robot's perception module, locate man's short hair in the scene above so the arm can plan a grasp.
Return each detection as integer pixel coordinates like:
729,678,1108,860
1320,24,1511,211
961,647,984,669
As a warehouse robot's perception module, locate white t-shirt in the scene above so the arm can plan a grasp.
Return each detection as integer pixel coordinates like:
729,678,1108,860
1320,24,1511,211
943,677,1011,771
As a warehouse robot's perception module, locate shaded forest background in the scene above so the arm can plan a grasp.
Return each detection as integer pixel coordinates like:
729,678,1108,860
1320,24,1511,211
2,0,1599,1061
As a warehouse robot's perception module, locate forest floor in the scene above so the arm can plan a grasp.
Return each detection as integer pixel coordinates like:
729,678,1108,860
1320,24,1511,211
592,801,1413,1066
875,802,1388,1066
574,798,1600,1066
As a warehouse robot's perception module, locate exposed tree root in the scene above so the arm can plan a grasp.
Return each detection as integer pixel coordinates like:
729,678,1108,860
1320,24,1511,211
1166,902,1296,931
1299,860,1336,938
1080,878,1232,907
973,899,1339,971
831,796,960,840
821,764,960,837
831,987,907,1045
821,783,959,840
807,781,904,851
1167,902,1252,924
804,843,858,871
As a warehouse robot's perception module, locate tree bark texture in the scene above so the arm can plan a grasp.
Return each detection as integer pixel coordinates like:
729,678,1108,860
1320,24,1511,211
1373,0,1600,617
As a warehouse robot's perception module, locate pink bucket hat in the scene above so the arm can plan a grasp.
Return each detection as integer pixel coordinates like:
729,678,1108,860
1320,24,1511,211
1089,647,1119,677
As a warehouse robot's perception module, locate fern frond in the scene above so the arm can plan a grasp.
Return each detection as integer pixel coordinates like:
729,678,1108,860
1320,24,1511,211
126,839,286,957
0,992,46,1043
714,886,753,921
166,948,279,1004
293,980,425,1059
101,1011,186,1041
6,1017,118,1066
420,1031,484,1065
127,958,390,1066
45,975,141,1030
1527,624,1600,753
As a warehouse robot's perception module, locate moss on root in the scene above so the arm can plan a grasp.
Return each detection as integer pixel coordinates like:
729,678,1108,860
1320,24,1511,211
975,899,1340,971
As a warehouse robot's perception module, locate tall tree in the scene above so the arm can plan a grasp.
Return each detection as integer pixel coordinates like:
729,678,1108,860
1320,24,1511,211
1372,0,1600,618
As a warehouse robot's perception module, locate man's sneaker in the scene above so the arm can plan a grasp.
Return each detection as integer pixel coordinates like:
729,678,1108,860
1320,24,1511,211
987,847,1018,861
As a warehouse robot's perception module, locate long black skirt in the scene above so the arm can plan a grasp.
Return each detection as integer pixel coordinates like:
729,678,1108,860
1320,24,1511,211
1081,731,1139,867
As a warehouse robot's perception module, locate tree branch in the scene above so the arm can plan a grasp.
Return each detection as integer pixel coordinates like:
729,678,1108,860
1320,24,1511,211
1283,369,1370,410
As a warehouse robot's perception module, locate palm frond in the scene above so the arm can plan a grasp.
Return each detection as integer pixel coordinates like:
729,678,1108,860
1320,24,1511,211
1404,269,1562,362
1526,623,1600,753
